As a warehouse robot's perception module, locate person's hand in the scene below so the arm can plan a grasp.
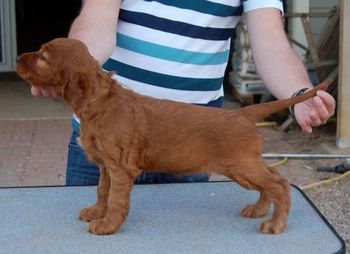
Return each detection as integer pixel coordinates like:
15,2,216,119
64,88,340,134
31,86,60,99
294,90,335,133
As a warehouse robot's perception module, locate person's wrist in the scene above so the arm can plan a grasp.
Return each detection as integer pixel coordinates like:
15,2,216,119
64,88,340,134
288,87,310,119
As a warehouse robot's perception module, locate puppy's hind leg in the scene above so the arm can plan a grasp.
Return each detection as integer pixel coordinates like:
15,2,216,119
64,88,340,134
224,161,291,234
79,166,110,222
259,166,291,234
223,170,271,219
240,166,286,219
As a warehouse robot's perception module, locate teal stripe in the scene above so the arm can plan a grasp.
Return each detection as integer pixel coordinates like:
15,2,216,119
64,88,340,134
117,33,229,65
103,59,223,91
144,0,242,17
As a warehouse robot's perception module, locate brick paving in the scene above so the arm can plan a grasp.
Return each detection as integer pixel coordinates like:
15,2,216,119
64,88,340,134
0,119,71,187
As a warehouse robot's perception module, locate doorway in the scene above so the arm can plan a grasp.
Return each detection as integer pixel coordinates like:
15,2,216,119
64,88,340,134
15,0,81,54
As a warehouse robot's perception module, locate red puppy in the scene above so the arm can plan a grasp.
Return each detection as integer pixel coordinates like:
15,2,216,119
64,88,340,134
17,38,331,235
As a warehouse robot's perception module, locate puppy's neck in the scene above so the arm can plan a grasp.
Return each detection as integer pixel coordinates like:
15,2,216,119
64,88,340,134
67,72,124,121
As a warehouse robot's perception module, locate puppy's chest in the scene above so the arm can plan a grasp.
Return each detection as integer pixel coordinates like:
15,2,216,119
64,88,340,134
80,132,107,164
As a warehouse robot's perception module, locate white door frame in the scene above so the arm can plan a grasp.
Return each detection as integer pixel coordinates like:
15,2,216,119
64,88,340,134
287,0,310,58
0,0,17,72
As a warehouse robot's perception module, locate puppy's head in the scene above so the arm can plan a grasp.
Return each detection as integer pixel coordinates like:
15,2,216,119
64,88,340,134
16,38,100,99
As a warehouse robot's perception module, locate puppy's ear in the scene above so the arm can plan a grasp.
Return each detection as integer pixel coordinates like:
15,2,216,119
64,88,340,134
62,71,87,112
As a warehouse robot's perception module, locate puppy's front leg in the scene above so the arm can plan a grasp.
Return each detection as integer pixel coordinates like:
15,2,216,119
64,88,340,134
88,167,135,235
79,166,110,222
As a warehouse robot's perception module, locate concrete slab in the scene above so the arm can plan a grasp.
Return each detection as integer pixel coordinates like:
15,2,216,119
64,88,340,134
0,80,71,120
0,119,70,187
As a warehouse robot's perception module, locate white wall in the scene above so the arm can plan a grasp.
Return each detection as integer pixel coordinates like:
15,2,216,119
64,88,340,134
286,0,339,58
309,0,339,41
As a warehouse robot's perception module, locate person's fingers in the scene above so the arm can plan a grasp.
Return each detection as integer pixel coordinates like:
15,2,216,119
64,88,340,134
41,89,52,97
316,91,336,115
31,86,43,96
309,110,322,126
51,91,59,99
31,86,60,99
301,120,312,133
313,96,329,124
297,115,312,134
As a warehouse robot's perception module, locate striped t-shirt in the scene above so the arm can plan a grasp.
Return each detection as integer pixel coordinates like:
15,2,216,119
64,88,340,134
72,0,283,132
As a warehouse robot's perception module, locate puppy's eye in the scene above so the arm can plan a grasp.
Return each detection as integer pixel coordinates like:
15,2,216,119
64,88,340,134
39,54,48,62
36,51,50,69
38,50,49,62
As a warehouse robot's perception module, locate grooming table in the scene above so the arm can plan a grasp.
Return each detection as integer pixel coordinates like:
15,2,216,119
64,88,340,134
0,182,345,254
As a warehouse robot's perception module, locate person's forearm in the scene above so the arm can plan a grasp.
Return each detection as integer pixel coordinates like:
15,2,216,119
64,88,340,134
245,8,313,99
251,42,313,99
68,0,121,65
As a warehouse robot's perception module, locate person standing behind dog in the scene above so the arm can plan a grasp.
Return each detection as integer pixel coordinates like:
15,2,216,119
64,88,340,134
31,0,336,185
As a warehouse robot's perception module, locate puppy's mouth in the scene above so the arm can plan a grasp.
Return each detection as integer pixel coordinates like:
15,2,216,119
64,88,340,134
16,53,41,84
17,65,35,85
16,66,31,82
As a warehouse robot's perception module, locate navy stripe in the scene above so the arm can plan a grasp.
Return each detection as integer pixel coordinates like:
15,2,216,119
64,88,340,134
195,96,224,108
103,58,223,91
119,9,235,41
144,0,243,17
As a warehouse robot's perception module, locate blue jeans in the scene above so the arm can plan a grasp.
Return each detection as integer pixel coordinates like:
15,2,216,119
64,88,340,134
66,98,223,185
66,132,209,185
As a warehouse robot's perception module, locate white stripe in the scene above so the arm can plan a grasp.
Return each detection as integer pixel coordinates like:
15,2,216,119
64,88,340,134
117,21,236,54
112,75,224,104
242,0,284,14
73,114,80,123
121,1,239,29
207,0,241,7
111,47,228,79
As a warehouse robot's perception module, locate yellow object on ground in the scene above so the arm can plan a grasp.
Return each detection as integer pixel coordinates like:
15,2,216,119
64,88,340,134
301,170,350,190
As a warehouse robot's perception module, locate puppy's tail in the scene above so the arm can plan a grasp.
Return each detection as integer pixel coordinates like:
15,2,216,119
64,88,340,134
242,80,332,123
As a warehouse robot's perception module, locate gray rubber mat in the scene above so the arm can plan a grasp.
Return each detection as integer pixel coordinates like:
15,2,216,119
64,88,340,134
0,182,345,254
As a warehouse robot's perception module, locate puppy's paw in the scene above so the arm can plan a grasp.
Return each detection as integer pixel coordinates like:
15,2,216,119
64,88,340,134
79,205,106,222
260,219,287,234
241,204,268,218
88,218,118,235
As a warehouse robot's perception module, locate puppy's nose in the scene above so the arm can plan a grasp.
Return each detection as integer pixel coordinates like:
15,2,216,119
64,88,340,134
16,55,21,63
